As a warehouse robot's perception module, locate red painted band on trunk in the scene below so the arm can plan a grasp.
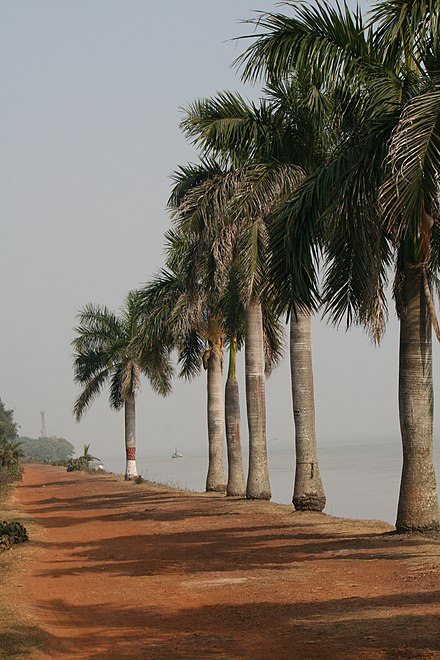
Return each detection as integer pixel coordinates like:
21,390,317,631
127,447,136,460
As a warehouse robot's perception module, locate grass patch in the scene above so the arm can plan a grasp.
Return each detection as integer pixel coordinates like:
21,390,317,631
0,487,49,658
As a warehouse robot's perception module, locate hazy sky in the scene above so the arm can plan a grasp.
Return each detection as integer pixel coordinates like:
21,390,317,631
1,0,439,463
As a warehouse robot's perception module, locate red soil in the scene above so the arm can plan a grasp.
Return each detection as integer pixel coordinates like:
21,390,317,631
11,464,440,659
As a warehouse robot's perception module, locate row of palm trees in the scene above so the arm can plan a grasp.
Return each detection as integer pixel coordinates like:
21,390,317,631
72,0,440,534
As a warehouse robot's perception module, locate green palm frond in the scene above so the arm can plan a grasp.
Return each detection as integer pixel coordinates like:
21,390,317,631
182,92,281,165
168,159,225,209
182,92,257,145
380,87,440,247
73,368,110,420
322,219,391,340
73,303,123,346
142,344,174,396
73,349,109,384
235,1,372,85
171,167,239,239
429,222,440,304
182,84,328,171
120,360,141,400
178,330,205,380
231,162,305,224
109,364,124,411
135,269,183,344
233,219,268,303
373,0,440,68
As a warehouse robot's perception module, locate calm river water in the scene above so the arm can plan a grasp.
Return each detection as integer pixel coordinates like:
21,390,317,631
101,437,440,525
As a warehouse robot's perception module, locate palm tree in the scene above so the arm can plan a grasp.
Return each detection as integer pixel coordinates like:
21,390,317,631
181,84,327,509
135,219,228,494
236,0,440,532
72,291,172,480
375,0,440,531
167,161,230,493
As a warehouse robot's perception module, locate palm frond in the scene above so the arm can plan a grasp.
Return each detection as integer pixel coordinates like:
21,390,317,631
73,369,110,420
177,330,205,380
142,344,174,396
372,0,440,68
429,221,440,303
73,349,108,384
235,1,373,85
120,360,141,400
72,303,124,354
322,220,391,341
135,270,183,346
380,87,440,249
109,364,124,411
168,159,225,209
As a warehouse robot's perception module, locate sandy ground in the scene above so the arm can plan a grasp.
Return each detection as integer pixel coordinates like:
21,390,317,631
7,464,440,659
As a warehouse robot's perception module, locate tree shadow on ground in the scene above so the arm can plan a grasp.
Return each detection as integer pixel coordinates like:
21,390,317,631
32,520,437,580
0,622,52,659
33,593,440,659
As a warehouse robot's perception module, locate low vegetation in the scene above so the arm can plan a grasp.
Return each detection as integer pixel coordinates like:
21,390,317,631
0,521,28,554
0,400,23,497
62,444,100,472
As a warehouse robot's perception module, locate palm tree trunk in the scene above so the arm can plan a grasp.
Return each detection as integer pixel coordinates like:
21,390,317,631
124,394,138,480
225,338,246,497
290,308,326,511
396,263,440,532
245,296,271,499
206,340,227,492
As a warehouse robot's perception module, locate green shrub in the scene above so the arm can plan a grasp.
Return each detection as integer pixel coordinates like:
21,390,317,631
0,521,28,553
0,442,23,486
0,521,29,544
64,444,99,472
65,457,89,471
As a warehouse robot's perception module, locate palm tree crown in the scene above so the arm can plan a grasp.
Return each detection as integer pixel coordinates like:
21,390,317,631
72,291,172,479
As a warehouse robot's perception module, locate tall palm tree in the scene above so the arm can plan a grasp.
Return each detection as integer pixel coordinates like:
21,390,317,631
375,0,440,531
72,291,172,480
237,0,440,532
181,84,327,509
167,161,231,494
135,216,228,494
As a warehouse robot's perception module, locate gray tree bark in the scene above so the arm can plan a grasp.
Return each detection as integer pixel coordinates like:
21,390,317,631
245,297,271,499
396,263,440,532
206,341,227,493
124,394,138,480
290,309,326,511
225,338,246,497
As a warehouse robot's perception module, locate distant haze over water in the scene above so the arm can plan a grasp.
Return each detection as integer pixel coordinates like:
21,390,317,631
101,436,440,525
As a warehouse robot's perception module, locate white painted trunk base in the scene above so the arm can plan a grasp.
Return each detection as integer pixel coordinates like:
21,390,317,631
125,459,138,480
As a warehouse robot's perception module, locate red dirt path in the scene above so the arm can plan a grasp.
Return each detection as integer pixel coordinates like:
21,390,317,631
12,464,440,659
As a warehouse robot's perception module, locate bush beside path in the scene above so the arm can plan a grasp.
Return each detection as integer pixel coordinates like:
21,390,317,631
3,464,440,659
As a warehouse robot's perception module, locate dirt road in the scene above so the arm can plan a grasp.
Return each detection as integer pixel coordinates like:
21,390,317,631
9,464,440,658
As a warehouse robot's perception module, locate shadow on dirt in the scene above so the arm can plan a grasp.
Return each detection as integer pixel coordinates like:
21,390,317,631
33,593,440,659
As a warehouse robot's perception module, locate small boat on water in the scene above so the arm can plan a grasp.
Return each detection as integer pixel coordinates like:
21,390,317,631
172,447,183,458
